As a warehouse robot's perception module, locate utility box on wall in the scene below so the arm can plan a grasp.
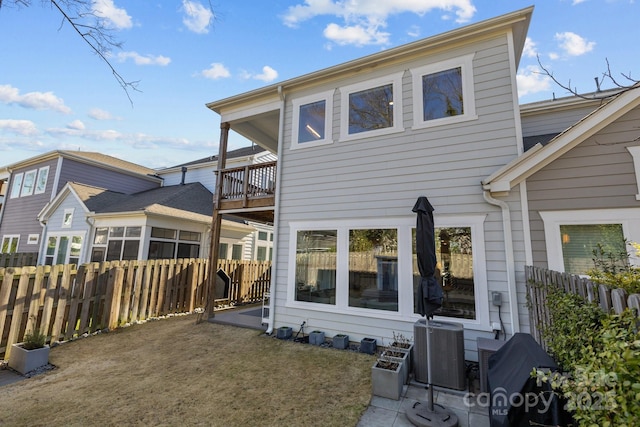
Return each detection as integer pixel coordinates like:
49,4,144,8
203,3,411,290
413,319,466,390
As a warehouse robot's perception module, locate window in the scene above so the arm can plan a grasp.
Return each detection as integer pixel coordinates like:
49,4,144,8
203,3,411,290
62,208,74,228
10,173,23,198
179,230,200,241
20,170,37,197
349,229,398,311
27,234,39,245
339,73,403,141
413,227,475,319
151,227,177,239
232,244,243,260
411,54,476,129
1,235,19,253
295,230,337,305
289,216,488,326
44,234,84,265
148,241,175,259
34,166,49,194
257,246,267,261
628,146,640,200
147,227,201,260
291,91,333,149
219,243,229,259
258,231,268,241
540,209,640,274
92,226,142,262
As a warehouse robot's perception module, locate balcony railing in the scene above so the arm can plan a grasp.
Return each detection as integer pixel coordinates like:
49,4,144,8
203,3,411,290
218,161,276,210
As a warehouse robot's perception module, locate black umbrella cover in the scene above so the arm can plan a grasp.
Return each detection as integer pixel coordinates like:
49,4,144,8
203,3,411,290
413,196,443,318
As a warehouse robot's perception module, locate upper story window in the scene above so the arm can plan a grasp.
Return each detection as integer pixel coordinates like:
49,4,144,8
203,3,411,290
411,54,477,129
340,73,403,141
62,208,74,228
291,91,333,149
9,166,50,199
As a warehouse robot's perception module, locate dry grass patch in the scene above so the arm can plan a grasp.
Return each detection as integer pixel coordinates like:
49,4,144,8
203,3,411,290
0,314,375,426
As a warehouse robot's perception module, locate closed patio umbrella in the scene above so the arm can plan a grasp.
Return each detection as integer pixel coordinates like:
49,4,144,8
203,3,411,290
412,196,443,318
408,196,457,427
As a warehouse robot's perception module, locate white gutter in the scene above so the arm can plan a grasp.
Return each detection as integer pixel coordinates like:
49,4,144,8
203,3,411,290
266,85,286,335
483,191,520,335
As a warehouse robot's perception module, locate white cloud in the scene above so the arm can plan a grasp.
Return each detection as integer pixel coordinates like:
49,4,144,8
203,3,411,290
92,0,133,30
282,0,476,46
67,120,86,131
201,63,231,80
523,37,537,58
407,25,421,38
0,85,71,114
88,108,117,120
253,66,279,82
516,65,552,97
555,31,595,56
116,52,171,66
572,0,587,4
0,119,39,136
181,0,214,34
324,22,390,46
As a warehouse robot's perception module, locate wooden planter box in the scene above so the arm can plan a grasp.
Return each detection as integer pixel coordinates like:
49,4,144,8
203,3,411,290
372,359,403,400
332,334,349,349
309,331,325,346
8,344,50,375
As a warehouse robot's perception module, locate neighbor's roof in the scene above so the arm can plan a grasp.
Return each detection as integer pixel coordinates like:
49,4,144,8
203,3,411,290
2,150,158,179
163,145,267,169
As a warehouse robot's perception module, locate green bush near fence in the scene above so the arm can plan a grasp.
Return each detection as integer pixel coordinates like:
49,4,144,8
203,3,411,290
532,280,640,426
586,242,640,294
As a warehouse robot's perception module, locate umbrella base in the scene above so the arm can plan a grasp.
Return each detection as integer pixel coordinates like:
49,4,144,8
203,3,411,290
406,401,459,427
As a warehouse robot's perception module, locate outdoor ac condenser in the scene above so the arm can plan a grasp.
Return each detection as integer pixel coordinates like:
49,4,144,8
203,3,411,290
477,337,507,393
413,319,466,390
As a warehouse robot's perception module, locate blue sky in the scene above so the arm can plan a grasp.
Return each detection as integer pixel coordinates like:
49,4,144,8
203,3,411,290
1,0,638,169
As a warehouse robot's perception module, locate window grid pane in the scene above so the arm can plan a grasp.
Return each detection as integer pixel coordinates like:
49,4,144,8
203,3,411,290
348,84,394,134
422,67,463,121
298,100,326,143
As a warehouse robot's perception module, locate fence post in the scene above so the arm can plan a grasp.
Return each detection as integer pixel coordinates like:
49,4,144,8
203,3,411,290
4,267,34,360
107,264,125,330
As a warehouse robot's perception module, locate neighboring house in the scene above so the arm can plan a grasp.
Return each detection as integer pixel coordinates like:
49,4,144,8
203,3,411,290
156,145,276,261
36,181,255,264
0,151,162,256
0,170,8,215
205,7,539,360
484,84,640,275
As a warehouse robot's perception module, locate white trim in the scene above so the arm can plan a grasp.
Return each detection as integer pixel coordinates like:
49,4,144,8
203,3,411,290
27,234,39,245
410,53,477,130
62,208,74,228
286,214,490,330
1,234,20,253
627,146,640,200
540,208,640,271
290,90,334,149
34,166,50,195
10,172,23,199
20,169,37,197
339,73,404,142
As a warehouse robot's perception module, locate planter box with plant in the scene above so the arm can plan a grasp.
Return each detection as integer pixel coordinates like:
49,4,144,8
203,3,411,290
371,355,403,400
332,334,349,350
309,330,325,346
390,332,414,371
8,328,50,375
381,348,410,384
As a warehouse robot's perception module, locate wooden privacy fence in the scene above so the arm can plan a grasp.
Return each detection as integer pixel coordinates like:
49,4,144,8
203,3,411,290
0,258,271,359
526,265,640,349
0,252,38,268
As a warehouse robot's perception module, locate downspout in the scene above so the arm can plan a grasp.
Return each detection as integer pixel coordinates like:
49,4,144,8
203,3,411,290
483,190,521,335
266,85,286,335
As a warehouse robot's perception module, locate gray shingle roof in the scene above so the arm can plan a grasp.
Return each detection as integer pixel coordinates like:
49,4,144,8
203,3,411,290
167,145,265,168
523,133,561,152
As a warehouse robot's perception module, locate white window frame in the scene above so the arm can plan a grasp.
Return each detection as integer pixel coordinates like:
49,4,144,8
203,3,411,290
20,169,37,197
287,214,489,329
540,208,640,272
10,173,23,199
62,208,74,228
27,234,39,245
339,73,404,142
411,53,477,130
627,146,640,200
44,232,85,265
34,166,50,195
291,90,334,149
1,235,20,253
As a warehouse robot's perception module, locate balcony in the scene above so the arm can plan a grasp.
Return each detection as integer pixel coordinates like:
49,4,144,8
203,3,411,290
217,161,276,223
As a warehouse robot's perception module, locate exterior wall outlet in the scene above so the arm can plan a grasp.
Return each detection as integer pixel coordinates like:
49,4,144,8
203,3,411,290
491,322,502,331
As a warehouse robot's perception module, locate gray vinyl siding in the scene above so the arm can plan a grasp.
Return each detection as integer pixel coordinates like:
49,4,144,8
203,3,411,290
271,33,526,357
57,158,159,194
0,158,58,253
521,105,597,137
527,105,640,266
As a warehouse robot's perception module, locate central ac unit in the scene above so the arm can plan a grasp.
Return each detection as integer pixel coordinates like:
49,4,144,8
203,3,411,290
413,319,466,390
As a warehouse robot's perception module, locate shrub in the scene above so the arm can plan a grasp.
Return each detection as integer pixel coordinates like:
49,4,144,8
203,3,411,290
22,328,46,350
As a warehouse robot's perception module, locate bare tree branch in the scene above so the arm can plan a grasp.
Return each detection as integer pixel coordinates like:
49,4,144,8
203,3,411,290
536,55,639,101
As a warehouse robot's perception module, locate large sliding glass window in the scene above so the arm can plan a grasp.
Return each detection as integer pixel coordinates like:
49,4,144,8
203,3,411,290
295,230,337,305
349,229,398,311
412,227,475,319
